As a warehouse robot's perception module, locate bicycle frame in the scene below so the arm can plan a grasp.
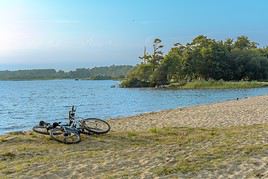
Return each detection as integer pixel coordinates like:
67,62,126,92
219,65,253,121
67,106,84,132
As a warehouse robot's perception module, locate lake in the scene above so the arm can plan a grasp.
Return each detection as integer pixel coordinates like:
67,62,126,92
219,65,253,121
1,80,268,134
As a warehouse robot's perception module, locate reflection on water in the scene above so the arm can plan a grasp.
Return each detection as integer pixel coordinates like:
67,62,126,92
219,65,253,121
0,80,268,134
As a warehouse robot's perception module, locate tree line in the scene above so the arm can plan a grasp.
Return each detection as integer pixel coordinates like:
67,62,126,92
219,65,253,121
121,35,268,87
0,65,133,80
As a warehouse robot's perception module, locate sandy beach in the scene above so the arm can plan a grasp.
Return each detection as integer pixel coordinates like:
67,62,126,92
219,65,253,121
1,95,268,178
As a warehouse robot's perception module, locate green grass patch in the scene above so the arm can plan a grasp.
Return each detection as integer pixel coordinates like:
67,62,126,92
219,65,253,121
168,80,268,89
127,131,138,137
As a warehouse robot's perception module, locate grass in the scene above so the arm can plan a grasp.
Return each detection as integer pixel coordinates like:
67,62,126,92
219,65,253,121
168,80,268,89
1,125,268,177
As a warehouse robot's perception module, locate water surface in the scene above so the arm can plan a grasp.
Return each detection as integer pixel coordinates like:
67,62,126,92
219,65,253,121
1,80,268,134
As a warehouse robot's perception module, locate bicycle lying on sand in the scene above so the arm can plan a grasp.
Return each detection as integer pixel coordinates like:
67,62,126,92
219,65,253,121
33,106,110,144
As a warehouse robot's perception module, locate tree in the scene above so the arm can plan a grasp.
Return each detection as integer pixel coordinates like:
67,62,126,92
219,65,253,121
150,38,164,70
139,47,151,64
138,38,164,70
121,64,154,87
224,38,234,51
162,46,185,81
234,36,258,49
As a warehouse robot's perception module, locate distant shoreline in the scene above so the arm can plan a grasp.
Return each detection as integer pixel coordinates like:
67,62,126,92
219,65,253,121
0,78,120,81
0,65,133,81
2,79,268,90
121,80,268,89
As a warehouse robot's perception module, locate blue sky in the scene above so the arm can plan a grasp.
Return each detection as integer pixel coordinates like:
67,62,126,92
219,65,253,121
0,0,268,70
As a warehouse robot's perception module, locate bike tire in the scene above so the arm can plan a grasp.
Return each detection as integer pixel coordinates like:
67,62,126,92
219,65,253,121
80,118,110,135
50,127,81,144
33,125,50,135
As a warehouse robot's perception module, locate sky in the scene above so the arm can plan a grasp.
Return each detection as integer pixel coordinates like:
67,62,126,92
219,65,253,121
0,0,268,70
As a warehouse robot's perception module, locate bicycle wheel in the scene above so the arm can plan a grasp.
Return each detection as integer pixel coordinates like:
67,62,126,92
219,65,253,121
33,125,50,135
80,118,110,135
50,127,81,144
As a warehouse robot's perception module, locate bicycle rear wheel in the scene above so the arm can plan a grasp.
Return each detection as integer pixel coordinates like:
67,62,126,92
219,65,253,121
33,125,50,135
80,118,110,135
50,127,81,144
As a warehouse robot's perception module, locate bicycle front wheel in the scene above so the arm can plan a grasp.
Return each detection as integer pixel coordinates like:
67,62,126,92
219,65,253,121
80,118,110,135
50,127,81,144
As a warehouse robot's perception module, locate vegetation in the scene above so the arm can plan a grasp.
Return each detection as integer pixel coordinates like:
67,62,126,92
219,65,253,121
167,80,268,89
1,124,268,178
121,35,268,88
0,65,133,80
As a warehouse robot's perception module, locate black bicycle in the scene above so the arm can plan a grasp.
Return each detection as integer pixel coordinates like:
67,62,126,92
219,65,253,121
33,106,110,144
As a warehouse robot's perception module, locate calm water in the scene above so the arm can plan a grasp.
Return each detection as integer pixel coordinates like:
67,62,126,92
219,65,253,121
1,80,268,134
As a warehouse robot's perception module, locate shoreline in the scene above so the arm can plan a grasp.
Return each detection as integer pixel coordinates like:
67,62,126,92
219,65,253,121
1,94,268,136
108,94,268,132
121,80,268,89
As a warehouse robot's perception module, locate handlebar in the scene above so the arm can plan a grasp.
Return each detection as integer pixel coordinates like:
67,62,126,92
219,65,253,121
69,106,76,122
71,105,76,112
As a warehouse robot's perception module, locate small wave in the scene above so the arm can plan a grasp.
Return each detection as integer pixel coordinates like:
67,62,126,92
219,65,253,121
0,125,27,130
12,117,24,120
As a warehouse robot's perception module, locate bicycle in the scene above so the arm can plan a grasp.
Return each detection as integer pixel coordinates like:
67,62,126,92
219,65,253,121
33,106,111,144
